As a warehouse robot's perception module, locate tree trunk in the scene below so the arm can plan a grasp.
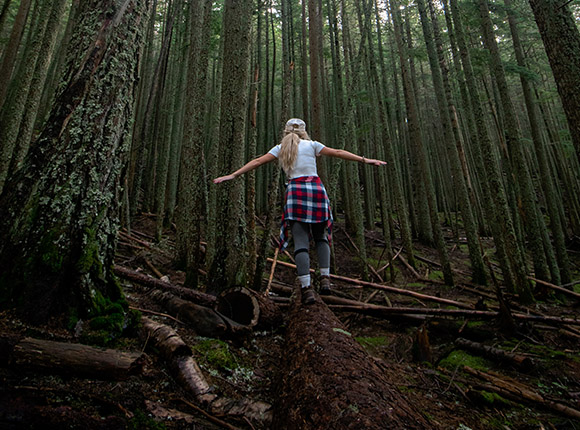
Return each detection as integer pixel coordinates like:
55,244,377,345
208,0,253,293
0,0,32,110
176,0,212,288
0,0,150,323
528,0,580,163
272,294,432,429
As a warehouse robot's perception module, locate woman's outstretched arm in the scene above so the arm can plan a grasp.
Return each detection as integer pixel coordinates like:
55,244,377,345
320,147,386,166
213,153,276,183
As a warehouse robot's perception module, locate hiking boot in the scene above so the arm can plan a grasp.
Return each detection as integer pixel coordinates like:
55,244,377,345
319,276,331,295
301,287,316,305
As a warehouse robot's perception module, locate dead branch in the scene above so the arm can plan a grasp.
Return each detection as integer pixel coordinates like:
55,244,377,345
267,258,475,309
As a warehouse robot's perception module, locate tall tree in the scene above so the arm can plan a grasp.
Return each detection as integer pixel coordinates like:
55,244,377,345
478,0,556,290
504,0,571,285
389,0,453,285
176,0,213,288
0,0,150,322
417,0,486,284
0,0,32,109
208,0,253,293
528,0,580,163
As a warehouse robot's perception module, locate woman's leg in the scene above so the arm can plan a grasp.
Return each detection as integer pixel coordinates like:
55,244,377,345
291,221,311,288
311,222,330,275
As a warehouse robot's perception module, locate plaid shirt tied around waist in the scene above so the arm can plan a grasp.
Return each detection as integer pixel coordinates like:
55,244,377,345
279,176,333,251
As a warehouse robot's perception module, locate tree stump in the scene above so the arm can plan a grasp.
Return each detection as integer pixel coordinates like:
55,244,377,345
272,292,432,429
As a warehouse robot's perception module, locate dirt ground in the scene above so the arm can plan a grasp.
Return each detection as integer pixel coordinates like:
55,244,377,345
1,214,579,429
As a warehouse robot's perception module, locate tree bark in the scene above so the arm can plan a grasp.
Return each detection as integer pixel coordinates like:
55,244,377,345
272,294,432,429
0,0,151,322
0,335,145,379
528,0,580,164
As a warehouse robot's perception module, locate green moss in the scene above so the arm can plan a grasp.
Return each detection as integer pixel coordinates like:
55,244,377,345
478,390,511,407
193,339,239,371
406,282,427,288
428,270,444,281
356,336,389,348
439,350,493,371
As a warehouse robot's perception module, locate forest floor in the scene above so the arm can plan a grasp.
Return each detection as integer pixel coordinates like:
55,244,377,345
1,214,580,429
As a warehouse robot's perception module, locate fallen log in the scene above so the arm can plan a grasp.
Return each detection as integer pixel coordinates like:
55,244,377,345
114,265,216,307
529,276,580,301
268,258,474,309
326,304,580,326
272,292,432,429
216,286,283,330
149,290,250,338
464,366,580,420
454,338,534,371
0,335,145,380
140,318,273,425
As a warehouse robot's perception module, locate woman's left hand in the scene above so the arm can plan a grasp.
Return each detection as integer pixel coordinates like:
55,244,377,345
213,174,236,184
364,158,387,166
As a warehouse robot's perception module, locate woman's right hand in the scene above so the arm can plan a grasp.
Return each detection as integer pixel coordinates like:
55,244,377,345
213,174,236,184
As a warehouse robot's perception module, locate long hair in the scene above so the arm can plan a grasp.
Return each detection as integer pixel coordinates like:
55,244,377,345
278,125,310,174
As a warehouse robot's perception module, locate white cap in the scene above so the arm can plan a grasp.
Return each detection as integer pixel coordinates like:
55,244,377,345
285,118,306,131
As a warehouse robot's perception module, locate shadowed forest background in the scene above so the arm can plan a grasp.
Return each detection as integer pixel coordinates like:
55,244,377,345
0,0,580,428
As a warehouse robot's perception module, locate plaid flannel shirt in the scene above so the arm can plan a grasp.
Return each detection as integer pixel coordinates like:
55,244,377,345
279,176,333,250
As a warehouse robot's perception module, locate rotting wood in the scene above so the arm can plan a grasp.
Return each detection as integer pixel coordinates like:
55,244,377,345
272,291,432,429
454,338,534,371
217,286,283,330
0,335,145,380
114,265,216,307
464,366,580,420
140,318,273,425
267,258,475,309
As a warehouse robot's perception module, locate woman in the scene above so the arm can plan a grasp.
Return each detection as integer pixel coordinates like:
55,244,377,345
213,118,386,305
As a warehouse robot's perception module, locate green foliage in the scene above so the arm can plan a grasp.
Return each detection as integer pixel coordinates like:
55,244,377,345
503,62,540,83
356,336,389,348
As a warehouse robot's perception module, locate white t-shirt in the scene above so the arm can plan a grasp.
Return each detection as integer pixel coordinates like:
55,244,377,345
268,139,325,179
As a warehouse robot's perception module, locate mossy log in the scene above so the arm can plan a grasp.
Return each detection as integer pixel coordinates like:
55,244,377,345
272,291,432,429
0,335,145,380
140,318,273,424
455,338,534,371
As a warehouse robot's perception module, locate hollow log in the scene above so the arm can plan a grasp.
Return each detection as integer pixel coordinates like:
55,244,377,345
216,286,283,330
272,292,432,429
114,265,216,307
455,338,534,371
149,290,250,338
0,335,145,380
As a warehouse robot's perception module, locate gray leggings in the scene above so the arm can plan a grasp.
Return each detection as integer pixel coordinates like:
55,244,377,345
291,221,330,276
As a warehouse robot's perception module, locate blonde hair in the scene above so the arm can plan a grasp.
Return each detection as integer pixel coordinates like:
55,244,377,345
278,124,310,174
